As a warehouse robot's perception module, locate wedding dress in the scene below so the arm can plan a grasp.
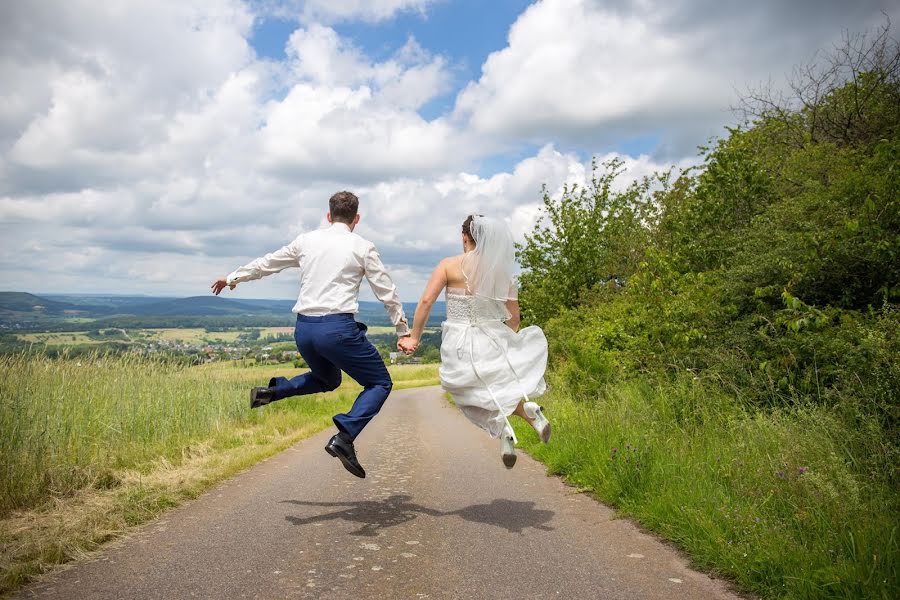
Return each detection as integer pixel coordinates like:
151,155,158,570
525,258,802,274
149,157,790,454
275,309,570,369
438,287,548,442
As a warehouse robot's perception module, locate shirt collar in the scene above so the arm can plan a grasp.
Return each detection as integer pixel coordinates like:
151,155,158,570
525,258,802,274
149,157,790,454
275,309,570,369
329,222,351,232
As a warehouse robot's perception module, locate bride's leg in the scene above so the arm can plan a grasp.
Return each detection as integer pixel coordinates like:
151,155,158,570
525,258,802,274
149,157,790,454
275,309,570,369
513,400,552,444
512,400,535,425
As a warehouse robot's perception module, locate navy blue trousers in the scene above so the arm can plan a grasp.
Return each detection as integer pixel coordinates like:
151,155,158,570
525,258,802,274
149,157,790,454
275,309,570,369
269,313,392,440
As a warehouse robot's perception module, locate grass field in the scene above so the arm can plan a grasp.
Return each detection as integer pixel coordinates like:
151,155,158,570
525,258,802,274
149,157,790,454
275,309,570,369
17,328,218,345
138,328,235,343
18,333,104,345
513,376,898,600
19,328,264,346
364,325,400,335
0,353,439,594
258,326,294,337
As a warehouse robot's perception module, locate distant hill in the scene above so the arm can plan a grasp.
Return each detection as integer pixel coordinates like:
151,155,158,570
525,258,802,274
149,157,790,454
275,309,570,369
123,296,286,317
1,292,445,328
45,295,167,313
0,292,83,315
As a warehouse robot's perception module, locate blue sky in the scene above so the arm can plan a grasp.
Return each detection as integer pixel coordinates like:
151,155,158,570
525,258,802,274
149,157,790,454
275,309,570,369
1,0,897,298
254,1,532,69
332,0,534,119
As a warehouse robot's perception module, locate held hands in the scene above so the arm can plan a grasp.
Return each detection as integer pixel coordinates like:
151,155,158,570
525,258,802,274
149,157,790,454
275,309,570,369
397,336,418,355
210,277,235,296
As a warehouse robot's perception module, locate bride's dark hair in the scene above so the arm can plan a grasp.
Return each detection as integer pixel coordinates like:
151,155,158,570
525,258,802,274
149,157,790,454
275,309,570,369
462,214,482,244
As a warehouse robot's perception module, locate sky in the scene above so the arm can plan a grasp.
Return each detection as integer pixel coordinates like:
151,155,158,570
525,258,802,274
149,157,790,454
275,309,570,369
1,0,897,302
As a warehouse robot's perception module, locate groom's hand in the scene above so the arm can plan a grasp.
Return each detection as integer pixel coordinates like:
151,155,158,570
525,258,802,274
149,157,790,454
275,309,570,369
210,277,235,296
397,336,418,355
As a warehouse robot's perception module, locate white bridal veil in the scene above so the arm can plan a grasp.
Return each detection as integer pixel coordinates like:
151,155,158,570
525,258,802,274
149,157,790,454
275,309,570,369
461,215,518,303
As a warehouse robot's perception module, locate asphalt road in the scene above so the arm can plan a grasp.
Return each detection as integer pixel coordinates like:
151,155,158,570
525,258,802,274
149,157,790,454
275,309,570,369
17,386,743,600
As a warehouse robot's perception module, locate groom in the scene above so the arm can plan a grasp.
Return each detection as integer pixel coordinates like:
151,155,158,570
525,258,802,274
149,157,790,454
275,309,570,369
210,191,410,478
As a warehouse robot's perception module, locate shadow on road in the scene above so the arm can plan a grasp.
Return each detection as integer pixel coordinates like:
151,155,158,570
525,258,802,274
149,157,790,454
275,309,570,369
283,495,554,536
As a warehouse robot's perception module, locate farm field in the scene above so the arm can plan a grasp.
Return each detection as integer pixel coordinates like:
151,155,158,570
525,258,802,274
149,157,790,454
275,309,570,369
258,326,294,337
18,332,105,345
15,327,275,347
16,328,218,345
140,327,222,342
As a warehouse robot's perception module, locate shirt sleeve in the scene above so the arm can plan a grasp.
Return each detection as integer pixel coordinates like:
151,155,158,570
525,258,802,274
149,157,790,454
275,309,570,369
226,235,303,285
364,243,410,336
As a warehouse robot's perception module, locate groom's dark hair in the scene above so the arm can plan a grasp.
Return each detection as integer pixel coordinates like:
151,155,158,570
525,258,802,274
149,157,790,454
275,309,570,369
329,191,359,224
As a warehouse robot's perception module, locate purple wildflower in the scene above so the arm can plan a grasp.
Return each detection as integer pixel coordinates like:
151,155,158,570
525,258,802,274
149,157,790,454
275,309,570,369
798,467,808,475
775,470,786,479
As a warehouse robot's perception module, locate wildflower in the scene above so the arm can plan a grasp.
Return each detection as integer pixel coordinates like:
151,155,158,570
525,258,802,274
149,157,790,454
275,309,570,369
611,447,618,458
798,467,808,475
775,470,785,479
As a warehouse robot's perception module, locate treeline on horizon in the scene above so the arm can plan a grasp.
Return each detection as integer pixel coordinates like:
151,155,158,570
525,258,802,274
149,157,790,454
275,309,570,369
514,25,898,598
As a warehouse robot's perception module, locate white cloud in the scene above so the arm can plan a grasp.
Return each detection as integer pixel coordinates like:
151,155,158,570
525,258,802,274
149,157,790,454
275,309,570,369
257,84,464,181
456,0,712,145
285,25,447,107
1,140,672,300
350,143,677,264
0,0,256,194
455,0,900,155
256,24,465,181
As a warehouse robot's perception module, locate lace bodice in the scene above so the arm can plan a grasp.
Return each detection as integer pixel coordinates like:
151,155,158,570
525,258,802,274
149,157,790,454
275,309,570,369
445,287,508,323
446,290,475,322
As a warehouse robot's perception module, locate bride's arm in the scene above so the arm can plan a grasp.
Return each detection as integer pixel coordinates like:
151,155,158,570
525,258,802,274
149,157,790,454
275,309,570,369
405,260,448,349
505,299,521,332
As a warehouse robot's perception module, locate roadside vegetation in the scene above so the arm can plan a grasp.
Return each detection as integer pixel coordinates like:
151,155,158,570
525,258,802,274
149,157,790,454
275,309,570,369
0,353,439,594
515,26,898,599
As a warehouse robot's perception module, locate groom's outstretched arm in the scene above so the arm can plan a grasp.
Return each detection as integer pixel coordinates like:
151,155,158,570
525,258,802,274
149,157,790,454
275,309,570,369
211,236,304,295
363,243,410,336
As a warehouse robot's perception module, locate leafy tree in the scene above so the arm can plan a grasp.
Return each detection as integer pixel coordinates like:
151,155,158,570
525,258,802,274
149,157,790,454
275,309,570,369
517,158,665,325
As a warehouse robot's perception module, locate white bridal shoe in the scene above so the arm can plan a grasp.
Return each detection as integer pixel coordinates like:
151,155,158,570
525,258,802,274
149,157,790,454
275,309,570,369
501,425,517,469
524,402,552,444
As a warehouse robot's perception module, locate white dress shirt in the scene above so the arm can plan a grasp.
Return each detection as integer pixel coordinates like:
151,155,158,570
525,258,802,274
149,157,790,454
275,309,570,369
226,223,410,336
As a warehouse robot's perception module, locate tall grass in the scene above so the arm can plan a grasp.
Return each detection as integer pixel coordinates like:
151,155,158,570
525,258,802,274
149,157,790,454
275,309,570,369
0,353,439,515
514,375,898,599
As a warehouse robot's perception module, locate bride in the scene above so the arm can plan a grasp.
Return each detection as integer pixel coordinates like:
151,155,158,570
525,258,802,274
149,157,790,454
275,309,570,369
398,215,550,468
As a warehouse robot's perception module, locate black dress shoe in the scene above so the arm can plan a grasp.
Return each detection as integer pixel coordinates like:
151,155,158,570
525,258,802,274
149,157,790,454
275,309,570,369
325,434,366,478
250,387,275,409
